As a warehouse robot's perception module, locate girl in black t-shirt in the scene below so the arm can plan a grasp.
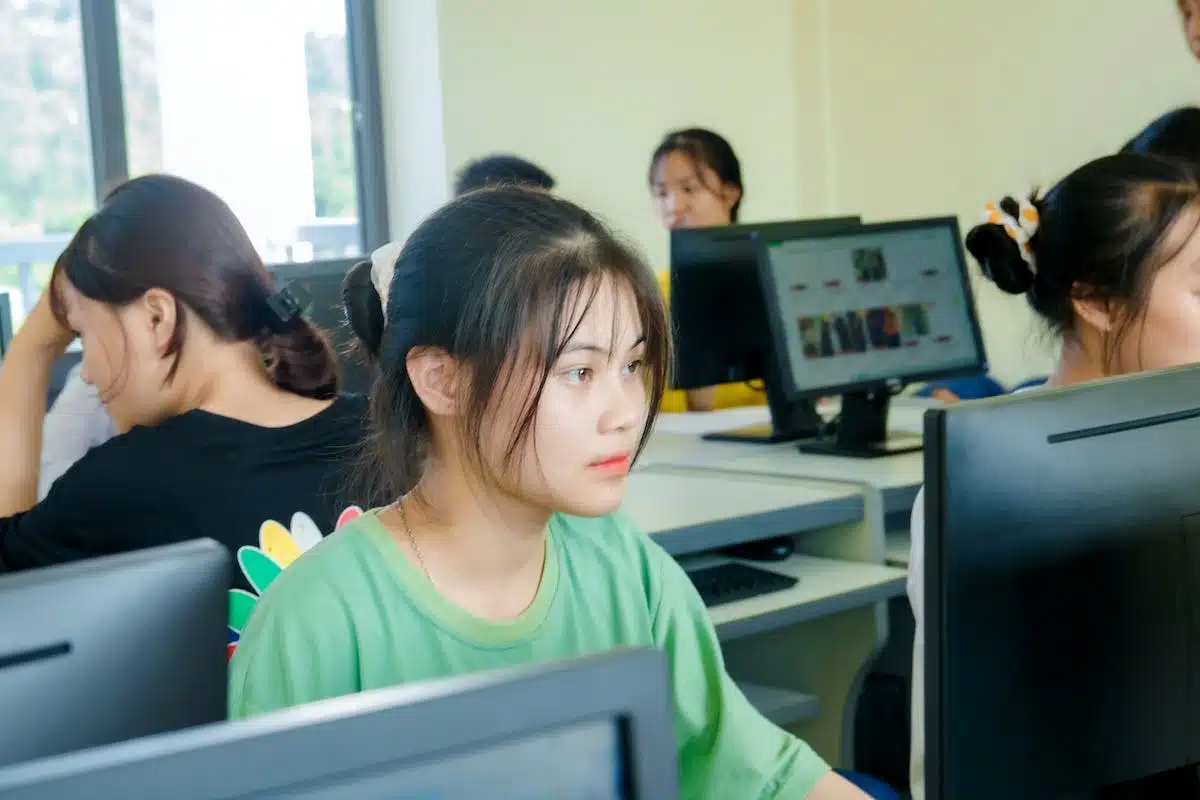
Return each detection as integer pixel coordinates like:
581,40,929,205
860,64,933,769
0,176,368,608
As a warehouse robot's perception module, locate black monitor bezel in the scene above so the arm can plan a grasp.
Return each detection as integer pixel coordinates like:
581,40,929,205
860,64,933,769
754,216,988,401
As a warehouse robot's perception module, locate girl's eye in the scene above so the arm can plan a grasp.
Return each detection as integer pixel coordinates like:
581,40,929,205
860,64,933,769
623,359,643,376
566,367,592,384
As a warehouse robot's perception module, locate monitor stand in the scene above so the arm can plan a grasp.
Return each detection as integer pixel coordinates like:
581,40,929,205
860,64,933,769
702,364,823,445
796,388,922,458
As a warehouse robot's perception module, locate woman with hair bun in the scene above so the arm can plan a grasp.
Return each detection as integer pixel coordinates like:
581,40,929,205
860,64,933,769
0,175,368,601
907,153,1200,799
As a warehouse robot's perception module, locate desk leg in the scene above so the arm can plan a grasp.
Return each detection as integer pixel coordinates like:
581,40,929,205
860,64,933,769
723,604,882,766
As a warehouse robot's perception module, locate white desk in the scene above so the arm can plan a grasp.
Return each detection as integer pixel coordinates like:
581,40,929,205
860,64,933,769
683,553,908,641
719,447,923,518
645,403,928,517
625,464,863,557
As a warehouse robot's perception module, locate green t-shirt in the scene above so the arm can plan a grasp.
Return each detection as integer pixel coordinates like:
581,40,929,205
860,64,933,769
228,510,830,799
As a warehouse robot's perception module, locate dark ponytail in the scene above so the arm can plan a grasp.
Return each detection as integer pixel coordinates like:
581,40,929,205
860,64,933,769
342,259,385,363
259,315,340,400
49,173,342,400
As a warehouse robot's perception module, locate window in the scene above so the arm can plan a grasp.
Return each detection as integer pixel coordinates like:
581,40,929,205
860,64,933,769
0,0,387,319
0,0,96,325
117,0,365,263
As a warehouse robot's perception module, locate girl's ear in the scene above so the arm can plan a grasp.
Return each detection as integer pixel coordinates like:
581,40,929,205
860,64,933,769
406,347,460,417
139,288,179,355
1070,283,1115,336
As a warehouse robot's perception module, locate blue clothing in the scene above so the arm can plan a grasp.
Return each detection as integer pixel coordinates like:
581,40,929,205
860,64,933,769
915,374,1007,400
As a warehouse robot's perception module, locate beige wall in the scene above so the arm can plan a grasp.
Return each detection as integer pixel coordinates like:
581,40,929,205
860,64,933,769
436,0,803,270
794,0,1199,382
380,1,1199,383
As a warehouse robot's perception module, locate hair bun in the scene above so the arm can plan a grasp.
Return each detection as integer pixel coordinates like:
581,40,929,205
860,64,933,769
262,317,340,400
966,222,1035,295
342,259,385,362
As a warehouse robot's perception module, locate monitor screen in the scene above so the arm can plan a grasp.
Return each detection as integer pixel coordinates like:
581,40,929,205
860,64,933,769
759,218,985,397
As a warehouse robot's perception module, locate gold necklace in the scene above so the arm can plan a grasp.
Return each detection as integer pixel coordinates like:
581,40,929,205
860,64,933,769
395,498,434,586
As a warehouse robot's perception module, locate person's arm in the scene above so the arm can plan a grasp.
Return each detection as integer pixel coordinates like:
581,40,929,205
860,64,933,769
39,364,116,499
907,486,927,800
686,386,718,411
0,293,75,516
0,434,154,572
645,543,869,799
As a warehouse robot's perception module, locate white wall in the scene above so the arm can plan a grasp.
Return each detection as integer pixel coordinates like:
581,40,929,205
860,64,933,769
375,0,449,244
793,0,1200,383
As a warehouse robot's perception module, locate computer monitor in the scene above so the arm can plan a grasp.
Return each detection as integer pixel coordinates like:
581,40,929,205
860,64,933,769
756,216,986,458
0,648,681,799
0,291,13,359
0,540,230,768
923,366,1200,799
268,259,372,395
669,216,862,444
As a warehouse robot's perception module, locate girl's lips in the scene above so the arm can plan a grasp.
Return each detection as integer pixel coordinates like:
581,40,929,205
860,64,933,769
589,454,631,475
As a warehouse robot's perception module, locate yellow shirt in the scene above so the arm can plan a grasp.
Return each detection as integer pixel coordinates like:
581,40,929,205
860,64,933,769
657,270,768,413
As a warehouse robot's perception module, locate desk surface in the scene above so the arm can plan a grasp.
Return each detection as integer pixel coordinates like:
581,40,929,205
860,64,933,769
646,404,927,515
678,553,907,641
722,448,923,510
625,464,863,558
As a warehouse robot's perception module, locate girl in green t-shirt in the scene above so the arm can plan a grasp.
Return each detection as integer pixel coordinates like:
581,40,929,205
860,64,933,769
229,186,870,800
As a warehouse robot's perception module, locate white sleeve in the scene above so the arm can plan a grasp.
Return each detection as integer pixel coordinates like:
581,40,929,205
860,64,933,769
908,485,926,800
39,366,117,499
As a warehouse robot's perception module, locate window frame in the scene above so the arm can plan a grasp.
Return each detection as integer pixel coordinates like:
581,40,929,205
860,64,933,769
80,0,389,260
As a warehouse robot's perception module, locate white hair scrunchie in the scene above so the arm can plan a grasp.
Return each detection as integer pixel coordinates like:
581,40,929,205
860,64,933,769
369,240,402,312
982,198,1040,273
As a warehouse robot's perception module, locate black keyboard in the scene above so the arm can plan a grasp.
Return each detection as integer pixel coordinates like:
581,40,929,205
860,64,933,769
686,562,798,607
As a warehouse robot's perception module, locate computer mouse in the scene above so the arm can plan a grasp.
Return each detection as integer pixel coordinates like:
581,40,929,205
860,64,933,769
725,536,795,562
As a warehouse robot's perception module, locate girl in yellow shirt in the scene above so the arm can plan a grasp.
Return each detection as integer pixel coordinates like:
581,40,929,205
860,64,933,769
648,127,767,413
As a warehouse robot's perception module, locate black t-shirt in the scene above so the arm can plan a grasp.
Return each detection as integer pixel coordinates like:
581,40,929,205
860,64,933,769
0,393,370,593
